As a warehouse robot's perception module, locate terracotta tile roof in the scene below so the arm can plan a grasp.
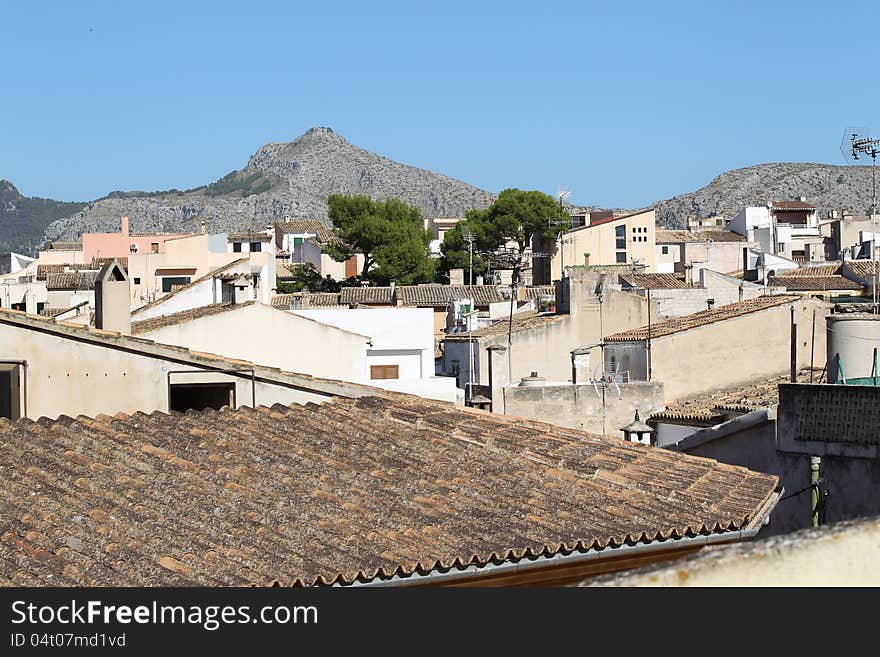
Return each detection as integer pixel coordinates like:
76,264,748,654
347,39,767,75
48,241,82,251
841,259,880,280
443,311,569,341
655,369,823,418
36,264,66,280
39,306,70,317
90,256,128,270
131,301,255,335
0,395,778,586
271,293,343,308
131,259,248,317
773,263,841,277
772,200,815,210
619,273,691,289
46,271,99,291
694,229,745,243
227,231,272,242
398,284,505,307
767,275,863,291
274,220,334,242
340,286,393,305
655,229,695,244
604,295,801,342
523,285,555,300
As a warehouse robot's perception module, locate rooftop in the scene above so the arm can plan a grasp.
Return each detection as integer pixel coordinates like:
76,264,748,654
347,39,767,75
443,310,569,341
767,274,863,291
271,292,344,308
398,284,505,307
841,259,880,279
604,295,801,342
227,231,272,242
47,241,82,251
0,395,778,586
567,208,653,233
274,220,334,243
46,271,99,291
130,301,256,335
340,286,393,305
655,229,744,244
619,273,691,290
772,200,816,211
131,259,248,317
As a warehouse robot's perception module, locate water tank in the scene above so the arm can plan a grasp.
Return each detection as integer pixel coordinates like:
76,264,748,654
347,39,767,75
518,371,546,387
826,314,880,383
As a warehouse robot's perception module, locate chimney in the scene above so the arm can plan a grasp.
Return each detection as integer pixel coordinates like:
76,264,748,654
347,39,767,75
120,215,129,237
583,252,590,267
94,259,131,335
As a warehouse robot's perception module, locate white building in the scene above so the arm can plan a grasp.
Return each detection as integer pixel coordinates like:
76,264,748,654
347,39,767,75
289,306,460,403
729,200,824,263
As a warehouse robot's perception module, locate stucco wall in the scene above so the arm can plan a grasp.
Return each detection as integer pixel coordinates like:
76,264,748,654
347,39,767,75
503,380,664,436
606,298,830,403
0,319,329,420
137,303,369,383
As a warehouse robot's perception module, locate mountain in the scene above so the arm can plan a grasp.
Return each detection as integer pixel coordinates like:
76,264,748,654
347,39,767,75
24,127,492,252
0,180,86,254
653,162,879,228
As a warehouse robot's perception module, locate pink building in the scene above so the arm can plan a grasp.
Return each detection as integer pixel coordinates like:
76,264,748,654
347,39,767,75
82,216,187,262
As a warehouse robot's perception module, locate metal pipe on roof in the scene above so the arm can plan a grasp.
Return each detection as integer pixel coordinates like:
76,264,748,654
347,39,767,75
347,491,780,587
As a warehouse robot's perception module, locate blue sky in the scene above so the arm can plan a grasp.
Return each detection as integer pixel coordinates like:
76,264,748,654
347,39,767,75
2,1,879,208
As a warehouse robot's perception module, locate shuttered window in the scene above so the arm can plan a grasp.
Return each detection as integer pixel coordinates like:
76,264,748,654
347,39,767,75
370,365,399,380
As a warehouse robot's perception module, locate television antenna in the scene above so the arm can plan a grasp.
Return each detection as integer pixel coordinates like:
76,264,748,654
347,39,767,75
842,128,880,313
552,186,573,278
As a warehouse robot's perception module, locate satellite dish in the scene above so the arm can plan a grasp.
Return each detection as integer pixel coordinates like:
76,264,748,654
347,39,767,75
129,243,139,253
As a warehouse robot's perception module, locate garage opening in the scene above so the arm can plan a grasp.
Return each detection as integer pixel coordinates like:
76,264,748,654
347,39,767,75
169,382,235,412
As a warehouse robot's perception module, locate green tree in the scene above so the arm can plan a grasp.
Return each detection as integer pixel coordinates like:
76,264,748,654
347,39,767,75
276,263,340,294
325,195,436,285
439,188,570,282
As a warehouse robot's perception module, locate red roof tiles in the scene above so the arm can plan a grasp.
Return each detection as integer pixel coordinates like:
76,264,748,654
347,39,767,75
0,395,778,586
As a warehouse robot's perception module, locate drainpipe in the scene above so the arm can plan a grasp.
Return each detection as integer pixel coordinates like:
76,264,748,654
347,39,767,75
811,456,822,527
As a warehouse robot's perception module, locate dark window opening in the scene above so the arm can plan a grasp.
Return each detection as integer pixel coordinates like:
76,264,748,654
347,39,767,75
133,277,141,284
169,382,235,412
250,242,262,252
11,302,25,312
662,246,669,254
615,252,627,263
0,364,22,420
150,242,160,254
233,242,242,253
616,238,626,249
615,225,626,237
162,276,191,293
36,302,45,314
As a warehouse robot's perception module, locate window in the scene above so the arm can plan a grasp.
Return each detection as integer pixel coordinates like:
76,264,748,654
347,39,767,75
370,364,400,380
661,246,669,255
36,302,45,314
170,383,235,412
150,242,159,254
133,277,141,285
616,238,627,249
161,276,191,292
616,252,627,263
293,236,304,247
0,363,22,420
250,242,262,252
450,360,461,376
233,242,242,253
632,227,637,233
615,225,625,237
777,243,785,253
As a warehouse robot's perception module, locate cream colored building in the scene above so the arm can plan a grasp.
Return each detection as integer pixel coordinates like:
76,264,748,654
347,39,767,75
131,301,370,384
547,209,658,282
602,295,830,403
